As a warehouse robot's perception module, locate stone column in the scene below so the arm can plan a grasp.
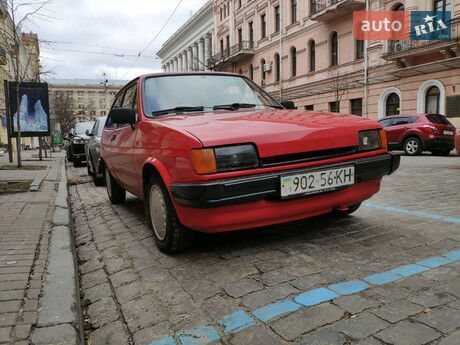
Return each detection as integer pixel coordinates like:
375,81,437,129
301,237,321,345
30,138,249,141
187,48,193,71
192,43,199,70
174,57,178,72
204,34,212,70
198,38,205,70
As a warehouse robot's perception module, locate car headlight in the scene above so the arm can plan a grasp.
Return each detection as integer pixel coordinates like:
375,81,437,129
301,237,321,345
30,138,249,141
191,144,259,174
358,130,382,151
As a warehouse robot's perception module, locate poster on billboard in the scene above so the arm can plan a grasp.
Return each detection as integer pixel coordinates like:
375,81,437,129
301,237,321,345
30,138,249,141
6,81,50,137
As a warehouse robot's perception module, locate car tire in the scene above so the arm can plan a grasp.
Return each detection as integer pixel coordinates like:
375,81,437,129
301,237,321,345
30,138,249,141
333,202,361,216
403,137,422,156
145,175,193,254
431,150,451,156
105,168,126,204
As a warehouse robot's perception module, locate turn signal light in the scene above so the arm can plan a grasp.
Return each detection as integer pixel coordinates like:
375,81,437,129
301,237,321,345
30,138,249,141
379,129,388,151
191,149,217,174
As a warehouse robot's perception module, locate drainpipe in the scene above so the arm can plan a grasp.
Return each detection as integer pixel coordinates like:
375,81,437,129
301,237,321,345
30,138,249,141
279,0,283,100
363,0,369,117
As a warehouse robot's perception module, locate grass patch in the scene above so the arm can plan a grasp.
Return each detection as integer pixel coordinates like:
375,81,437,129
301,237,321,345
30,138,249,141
0,180,33,194
0,164,46,171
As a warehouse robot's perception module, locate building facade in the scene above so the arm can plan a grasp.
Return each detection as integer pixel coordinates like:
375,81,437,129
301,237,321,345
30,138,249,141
48,79,124,124
210,0,460,128
157,0,214,71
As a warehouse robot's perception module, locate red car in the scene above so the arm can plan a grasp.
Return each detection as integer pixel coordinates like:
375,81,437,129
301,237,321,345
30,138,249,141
101,72,400,253
378,114,456,156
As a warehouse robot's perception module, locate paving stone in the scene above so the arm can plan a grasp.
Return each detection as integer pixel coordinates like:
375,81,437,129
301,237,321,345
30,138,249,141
0,290,23,301
334,313,389,340
297,328,348,345
114,280,144,303
0,313,16,327
397,276,434,292
229,325,283,345
241,283,299,309
53,207,70,226
88,320,130,345
201,295,241,319
87,297,119,328
79,259,103,275
80,269,107,290
411,290,456,308
355,338,384,345
105,257,128,275
132,321,173,345
270,303,345,341
415,307,460,333
258,269,295,286
333,295,380,315
84,283,112,303
0,300,21,313
224,278,264,298
437,330,460,345
109,269,138,288
120,295,167,332
13,324,31,340
371,301,424,323
438,279,460,298
20,311,37,325
31,324,78,345
183,278,221,301
0,327,11,343
374,321,440,345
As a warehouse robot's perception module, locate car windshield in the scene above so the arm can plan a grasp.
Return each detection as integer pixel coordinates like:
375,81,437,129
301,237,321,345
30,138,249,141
75,122,94,135
426,114,451,125
143,74,280,116
96,117,107,137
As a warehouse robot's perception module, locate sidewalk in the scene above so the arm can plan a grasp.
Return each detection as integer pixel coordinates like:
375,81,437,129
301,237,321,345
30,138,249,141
0,150,82,345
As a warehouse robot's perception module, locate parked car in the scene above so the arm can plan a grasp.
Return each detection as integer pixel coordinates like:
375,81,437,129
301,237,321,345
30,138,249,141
101,72,400,253
85,116,107,186
66,121,94,166
378,114,456,156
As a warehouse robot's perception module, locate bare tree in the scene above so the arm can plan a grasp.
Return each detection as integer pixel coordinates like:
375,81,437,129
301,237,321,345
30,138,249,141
328,69,350,107
52,92,76,138
0,0,53,167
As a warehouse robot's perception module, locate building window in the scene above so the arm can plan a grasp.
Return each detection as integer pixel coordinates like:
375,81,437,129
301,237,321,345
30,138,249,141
330,101,340,113
100,111,106,116
220,39,224,53
291,0,297,24
261,14,266,39
356,40,364,59
249,22,254,46
386,93,400,116
238,28,243,48
309,40,315,72
331,32,338,66
249,64,253,80
261,59,266,82
291,47,297,77
305,105,314,111
274,53,280,82
425,86,440,113
274,5,280,33
350,98,363,116
226,35,230,51
434,0,451,11
220,8,223,21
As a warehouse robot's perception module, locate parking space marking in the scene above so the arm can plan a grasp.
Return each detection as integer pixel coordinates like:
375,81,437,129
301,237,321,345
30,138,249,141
148,248,460,345
363,202,460,223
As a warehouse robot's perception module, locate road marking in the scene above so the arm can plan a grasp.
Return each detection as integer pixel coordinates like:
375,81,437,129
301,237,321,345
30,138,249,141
363,202,460,223
148,248,459,345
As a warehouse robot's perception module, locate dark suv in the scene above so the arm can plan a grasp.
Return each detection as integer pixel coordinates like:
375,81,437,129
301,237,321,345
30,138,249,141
66,121,94,166
379,114,456,156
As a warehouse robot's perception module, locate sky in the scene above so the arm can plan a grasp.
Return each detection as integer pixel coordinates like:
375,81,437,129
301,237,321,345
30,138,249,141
19,0,208,83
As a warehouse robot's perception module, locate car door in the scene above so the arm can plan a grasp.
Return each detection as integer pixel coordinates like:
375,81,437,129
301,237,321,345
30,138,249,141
108,83,139,193
101,92,124,173
385,117,410,145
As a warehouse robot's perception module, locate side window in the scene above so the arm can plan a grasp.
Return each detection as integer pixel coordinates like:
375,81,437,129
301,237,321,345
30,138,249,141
106,92,124,129
379,119,393,128
91,121,98,136
122,84,138,121
393,117,410,126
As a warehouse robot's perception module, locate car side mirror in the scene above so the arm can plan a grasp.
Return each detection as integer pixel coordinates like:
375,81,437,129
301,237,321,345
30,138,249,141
109,108,136,126
281,100,296,109
85,129,94,136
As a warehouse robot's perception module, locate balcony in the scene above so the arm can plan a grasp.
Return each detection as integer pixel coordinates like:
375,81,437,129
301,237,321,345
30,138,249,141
310,0,365,23
0,47,6,65
209,41,254,69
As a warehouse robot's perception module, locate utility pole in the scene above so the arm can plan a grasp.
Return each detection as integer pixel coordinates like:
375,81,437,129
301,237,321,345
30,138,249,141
363,0,369,117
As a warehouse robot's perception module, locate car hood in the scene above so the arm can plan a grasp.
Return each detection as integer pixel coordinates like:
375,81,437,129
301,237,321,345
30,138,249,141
155,109,382,157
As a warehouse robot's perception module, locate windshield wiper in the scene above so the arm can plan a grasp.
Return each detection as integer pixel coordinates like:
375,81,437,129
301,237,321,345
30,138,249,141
266,104,284,109
213,103,256,111
152,106,204,116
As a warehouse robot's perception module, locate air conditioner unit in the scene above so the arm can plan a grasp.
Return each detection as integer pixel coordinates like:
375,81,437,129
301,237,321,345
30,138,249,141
263,63,271,72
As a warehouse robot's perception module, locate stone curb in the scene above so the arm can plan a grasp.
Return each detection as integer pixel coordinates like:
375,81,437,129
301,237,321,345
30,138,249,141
31,159,84,345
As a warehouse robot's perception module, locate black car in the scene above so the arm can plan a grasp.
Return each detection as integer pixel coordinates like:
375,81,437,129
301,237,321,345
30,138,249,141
66,121,94,166
85,116,107,186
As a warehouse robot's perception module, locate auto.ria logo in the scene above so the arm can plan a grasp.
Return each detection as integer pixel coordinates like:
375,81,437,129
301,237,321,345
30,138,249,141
411,11,451,40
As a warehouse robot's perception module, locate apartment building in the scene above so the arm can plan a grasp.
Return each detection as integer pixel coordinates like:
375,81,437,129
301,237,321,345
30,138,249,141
210,0,460,128
48,79,124,123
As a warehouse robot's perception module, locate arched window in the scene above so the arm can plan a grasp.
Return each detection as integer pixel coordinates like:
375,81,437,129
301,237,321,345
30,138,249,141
309,40,315,72
249,64,253,80
393,3,405,11
261,59,266,82
274,53,280,82
386,93,400,116
425,86,440,114
291,47,297,77
331,32,338,66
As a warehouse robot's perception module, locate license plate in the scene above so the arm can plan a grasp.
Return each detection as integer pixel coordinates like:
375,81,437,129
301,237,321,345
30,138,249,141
443,130,454,135
281,166,355,198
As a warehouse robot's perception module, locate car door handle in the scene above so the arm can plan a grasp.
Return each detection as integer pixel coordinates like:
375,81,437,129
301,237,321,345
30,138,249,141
111,134,116,142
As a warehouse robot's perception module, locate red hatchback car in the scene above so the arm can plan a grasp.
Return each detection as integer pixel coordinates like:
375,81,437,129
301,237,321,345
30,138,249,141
378,114,456,156
101,72,400,253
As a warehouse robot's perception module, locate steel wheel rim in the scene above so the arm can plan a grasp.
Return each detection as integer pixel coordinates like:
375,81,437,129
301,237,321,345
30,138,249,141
105,169,112,198
406,140,418,154
149,185,167,241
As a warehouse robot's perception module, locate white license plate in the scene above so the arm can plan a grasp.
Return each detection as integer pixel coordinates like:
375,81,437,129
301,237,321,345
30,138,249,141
443,130,454,135
281,166,355,198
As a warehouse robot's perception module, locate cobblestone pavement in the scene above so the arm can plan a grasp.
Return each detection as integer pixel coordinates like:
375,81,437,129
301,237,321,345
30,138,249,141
0,152,61,344
68,155,460,345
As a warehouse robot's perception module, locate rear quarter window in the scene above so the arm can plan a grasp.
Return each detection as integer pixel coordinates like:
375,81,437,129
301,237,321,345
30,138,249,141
426,114,451,125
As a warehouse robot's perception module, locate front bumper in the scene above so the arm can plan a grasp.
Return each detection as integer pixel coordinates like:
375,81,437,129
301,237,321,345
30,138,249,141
170,153,400,208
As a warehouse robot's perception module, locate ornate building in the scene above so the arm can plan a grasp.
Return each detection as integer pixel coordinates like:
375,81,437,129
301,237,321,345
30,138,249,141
157,0,214,71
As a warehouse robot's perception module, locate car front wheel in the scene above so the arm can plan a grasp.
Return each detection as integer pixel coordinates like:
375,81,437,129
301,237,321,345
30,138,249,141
403,137,422,156
146,175,193,254
105,168,126,204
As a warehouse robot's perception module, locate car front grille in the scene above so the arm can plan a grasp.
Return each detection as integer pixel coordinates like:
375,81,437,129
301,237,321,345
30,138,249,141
260,146,357,168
